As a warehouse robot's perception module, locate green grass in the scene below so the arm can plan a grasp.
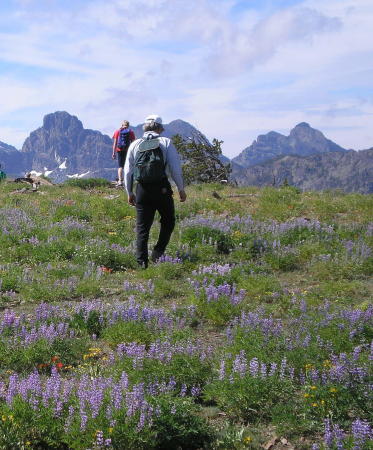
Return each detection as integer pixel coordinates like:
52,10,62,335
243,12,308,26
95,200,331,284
0,180,372,449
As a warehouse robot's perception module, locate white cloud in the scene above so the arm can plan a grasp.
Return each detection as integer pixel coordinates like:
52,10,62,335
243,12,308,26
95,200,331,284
204,7,341,76
0,0,372,156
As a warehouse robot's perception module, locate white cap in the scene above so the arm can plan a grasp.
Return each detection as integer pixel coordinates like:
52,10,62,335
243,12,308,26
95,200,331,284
144,114,162,125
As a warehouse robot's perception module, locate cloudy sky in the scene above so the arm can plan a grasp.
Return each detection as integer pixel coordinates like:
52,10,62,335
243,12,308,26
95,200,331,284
1,0,372,157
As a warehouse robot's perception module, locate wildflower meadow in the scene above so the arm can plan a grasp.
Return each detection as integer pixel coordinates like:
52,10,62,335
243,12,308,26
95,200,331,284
0,179,372,449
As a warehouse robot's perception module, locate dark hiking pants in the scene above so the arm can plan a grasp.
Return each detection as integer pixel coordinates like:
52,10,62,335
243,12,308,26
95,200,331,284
135,182,175,267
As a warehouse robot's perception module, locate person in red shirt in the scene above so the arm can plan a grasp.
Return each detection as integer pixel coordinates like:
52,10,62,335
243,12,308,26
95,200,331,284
112,120,136,186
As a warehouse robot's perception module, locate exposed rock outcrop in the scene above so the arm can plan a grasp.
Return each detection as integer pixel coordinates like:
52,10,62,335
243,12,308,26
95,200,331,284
232,148,373,193
232,122,346,168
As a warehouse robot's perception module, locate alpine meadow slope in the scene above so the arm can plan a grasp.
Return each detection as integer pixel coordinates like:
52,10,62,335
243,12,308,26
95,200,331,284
0,180,372,449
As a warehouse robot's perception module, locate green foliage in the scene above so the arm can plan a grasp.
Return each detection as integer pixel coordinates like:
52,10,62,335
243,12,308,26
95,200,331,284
172,134,231,185
194,293,241,327
0,337,89,373
0,183,372,449
206,375,296,422
182,226,234,254
63,177,111,189
102,321,155,347
73,242,137,270
150,396,214,449
265,251,301,272
70,310,105,338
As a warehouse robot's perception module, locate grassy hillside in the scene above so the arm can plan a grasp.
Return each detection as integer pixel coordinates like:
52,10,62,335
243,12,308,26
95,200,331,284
0,180,372,449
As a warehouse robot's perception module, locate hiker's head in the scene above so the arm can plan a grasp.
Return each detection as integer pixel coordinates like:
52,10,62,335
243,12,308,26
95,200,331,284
143,114,164,133
121,120,130,129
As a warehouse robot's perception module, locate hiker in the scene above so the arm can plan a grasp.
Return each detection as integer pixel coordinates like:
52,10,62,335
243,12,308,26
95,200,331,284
0,164,6,182
112,120,136,186
124,114,186,268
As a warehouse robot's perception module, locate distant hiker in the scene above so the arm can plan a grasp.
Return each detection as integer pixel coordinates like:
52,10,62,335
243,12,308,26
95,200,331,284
124,114,186,268
0,164,6,182
112,120,136,186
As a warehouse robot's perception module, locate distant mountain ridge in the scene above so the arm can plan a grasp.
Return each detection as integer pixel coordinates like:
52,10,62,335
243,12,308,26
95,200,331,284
232,148,373,194
0,112,204,182
0,141,18,152
0,140,28,175
0,112,372,193
232,122,346,168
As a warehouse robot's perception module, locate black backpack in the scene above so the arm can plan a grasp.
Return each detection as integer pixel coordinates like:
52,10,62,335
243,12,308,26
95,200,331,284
134,135,167,184
117,128,131,150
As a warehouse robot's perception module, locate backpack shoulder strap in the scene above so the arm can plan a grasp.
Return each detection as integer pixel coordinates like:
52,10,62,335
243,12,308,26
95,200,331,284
138,135,161,152
138,139,160,152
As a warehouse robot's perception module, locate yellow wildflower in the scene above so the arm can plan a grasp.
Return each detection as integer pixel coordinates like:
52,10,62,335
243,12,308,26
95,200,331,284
310,385,317,390
304,393,310,398
312,403,318,407
89,348,101,353
1,415,6,422
109,428,113,434
329,387,337,393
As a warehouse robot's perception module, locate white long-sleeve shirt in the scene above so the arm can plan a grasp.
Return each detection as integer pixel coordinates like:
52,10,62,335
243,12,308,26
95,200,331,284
124,132,184,195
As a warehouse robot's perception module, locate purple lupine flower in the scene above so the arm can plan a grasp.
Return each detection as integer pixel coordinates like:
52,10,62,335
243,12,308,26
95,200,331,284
219,360,226,380
260,362,267,378
112,382,122,410
353,345,362,361
268,363,277,377
249,357,259,377
191,385,201,397
324,418,333,448
233,351,247,378
279,358,287,379
137,403,149,431
352,418,372,449
80,410,88,431
64,406,75,433
192,263,233,276
288,367,295,380
155,254,182,264
180,384,187,397
332,423,345,450
95,430,104,446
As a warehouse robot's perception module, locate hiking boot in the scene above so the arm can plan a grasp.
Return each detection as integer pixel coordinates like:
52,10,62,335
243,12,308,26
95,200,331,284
151,249,163,263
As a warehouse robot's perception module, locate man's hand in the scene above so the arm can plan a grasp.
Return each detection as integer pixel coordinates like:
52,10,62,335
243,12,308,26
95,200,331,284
112,152,116,160
179,190,187,202
128,193,136,206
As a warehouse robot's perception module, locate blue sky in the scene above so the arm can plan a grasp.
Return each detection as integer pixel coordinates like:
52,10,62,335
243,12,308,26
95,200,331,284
1,0,373,157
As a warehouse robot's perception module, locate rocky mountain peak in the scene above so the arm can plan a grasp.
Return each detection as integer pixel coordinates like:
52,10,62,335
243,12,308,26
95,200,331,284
0,141,19,152
42,111,83,133
257,131,285,144
2,112,210,181
233,123,346,168
294,122,311,129
290,122,319,137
